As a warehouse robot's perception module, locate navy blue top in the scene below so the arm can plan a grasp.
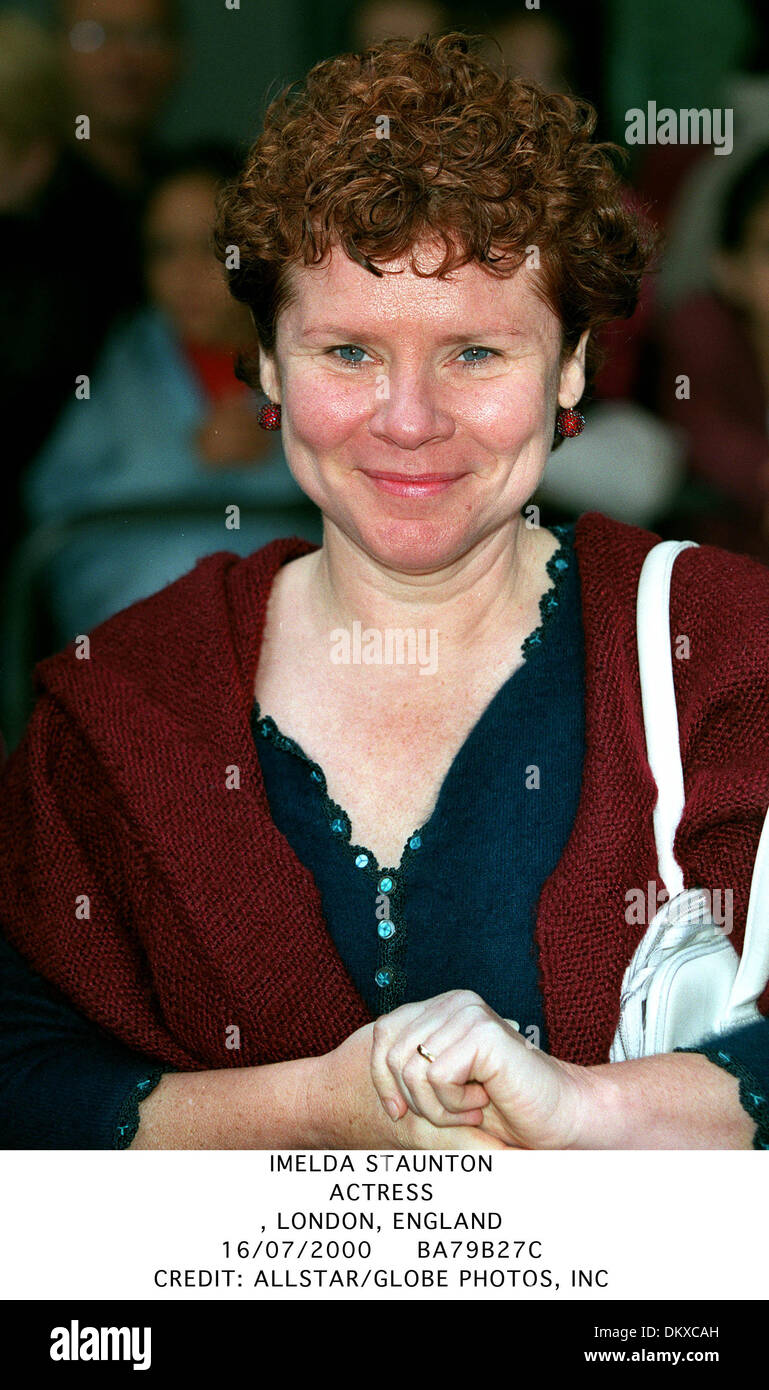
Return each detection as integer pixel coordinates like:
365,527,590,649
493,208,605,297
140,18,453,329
252,522,585,1045
1,522,769,1147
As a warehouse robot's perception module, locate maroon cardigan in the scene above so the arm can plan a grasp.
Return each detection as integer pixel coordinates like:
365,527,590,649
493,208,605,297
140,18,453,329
1,510,768,1069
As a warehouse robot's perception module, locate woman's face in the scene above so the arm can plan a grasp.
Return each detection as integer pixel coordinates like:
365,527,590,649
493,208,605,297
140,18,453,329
143,173,252,348
260,240,587,572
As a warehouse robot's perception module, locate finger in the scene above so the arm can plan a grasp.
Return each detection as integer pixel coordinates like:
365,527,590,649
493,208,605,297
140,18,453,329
383,1022,456,1119
413,1027,491,1114
372,1000,458,1116
388,1009,490,1124
370,1003,437,1119
418,1008,529,1115
400,1046,487,1127
427,1038,496,1115
409,1018,494,1114
440,1125,512,1151
372,994,490,1119
428,1074,491,1115
370,1037,410,1121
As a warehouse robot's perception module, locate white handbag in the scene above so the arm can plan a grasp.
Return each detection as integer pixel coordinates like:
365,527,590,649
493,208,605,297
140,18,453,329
610,538,769,1061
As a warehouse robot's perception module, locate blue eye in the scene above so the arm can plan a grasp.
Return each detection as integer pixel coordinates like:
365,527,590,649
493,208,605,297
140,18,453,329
333,345,370,365
459,346,494,366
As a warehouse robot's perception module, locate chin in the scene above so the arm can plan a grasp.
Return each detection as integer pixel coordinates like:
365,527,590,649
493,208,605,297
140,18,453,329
350,512,483,574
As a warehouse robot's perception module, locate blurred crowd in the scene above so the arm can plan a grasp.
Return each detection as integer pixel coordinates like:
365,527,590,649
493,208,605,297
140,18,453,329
1,0,768,745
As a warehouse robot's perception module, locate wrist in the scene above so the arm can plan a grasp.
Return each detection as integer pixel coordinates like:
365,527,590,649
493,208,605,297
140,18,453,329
288,1052,341,1149
238,1054,341,1149
302,1026,405,1149
565,1059,628,1149
299,1040,378,1149
568,1052,757,1150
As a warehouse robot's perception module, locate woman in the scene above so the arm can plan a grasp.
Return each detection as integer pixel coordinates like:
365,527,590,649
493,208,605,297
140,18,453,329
1,33,768,1150
23,142,319,643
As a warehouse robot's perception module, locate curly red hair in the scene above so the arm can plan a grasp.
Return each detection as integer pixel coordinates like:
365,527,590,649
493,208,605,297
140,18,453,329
214,31,656,404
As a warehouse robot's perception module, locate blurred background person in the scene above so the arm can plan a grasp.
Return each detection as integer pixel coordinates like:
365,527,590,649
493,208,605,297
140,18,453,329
349,0,448,47
0,0,184,584
56,0,183,191
657,144,769,563
646,0,769,312
448,0,604,110
606,0,756,228
473,4,578,95
23,142,320,644
0,12,67,563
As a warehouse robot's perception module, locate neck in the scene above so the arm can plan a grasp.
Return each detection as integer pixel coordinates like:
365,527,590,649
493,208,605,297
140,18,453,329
306,515,546,659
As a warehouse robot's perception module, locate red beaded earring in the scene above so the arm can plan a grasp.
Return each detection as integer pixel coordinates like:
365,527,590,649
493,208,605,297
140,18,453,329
555,405,585,437
257,401,281,430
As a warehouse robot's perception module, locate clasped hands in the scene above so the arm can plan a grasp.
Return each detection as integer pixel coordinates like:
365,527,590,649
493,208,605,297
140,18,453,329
368,989,594,1150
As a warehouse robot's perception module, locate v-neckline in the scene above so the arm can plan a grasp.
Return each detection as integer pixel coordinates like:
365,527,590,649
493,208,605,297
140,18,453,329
252,522,574,880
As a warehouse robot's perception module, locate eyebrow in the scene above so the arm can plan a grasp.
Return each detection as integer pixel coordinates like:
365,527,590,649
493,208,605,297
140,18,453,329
300,325,526,341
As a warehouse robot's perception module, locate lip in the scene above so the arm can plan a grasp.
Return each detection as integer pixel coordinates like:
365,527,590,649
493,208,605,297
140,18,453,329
360,469,467,497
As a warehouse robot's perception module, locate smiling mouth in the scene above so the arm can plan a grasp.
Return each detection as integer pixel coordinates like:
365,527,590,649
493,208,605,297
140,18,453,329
360,469,467,497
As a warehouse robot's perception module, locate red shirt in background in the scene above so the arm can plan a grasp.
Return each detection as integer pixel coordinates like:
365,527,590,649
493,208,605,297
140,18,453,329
180,339,249,403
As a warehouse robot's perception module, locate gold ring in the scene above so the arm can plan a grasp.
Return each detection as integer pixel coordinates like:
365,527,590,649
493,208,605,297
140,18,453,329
417,1043,436,1063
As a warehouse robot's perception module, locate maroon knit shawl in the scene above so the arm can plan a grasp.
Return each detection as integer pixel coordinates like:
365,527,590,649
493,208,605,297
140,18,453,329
1,510,768,1069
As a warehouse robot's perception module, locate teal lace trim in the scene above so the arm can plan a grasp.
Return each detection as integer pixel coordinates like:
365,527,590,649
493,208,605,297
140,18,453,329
254,703,418,1012
674,1045,769,1149
252,522,574,1014
113,1068,168,1150
520,522,573,659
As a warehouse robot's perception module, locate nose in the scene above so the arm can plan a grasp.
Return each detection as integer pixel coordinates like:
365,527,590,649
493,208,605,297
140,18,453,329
367,365,455,452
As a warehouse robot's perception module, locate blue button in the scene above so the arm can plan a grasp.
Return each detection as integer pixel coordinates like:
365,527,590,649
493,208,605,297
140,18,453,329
330,817,346,835
375,968,392,988
409,835,422,851
355,853,369,868
310,769,323,783
379,876,394,893
378,921,395,939
553,555,569,571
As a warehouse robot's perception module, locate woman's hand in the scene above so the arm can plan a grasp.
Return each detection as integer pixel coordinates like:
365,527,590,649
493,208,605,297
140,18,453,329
307,1019,510,1151
370,990,592,1150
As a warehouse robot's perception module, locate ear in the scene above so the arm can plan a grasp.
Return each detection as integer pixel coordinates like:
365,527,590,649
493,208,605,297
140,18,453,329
558,329,590,407
258,346,281,403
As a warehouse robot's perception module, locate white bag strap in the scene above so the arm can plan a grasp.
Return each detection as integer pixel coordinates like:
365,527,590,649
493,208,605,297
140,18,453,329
636,539,698,898
637,537,769,1015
